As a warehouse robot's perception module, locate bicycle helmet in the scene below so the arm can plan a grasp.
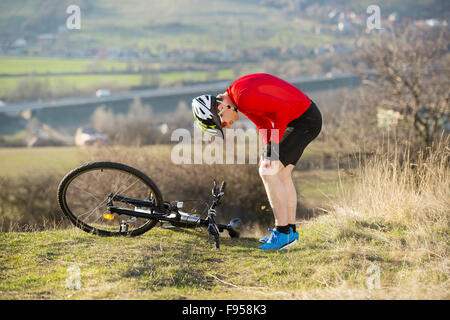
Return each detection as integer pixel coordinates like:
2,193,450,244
192,94,224,138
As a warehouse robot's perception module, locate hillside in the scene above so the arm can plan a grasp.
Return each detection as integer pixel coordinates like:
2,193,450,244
2,0,447,45
0,0,333,51
1,212,447,300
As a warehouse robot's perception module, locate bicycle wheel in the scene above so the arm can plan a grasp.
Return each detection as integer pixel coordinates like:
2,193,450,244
57,162,164,236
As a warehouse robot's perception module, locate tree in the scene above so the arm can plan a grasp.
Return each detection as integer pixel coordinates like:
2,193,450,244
360,26,449,147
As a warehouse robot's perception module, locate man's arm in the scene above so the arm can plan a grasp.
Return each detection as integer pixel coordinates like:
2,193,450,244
244,112,273,145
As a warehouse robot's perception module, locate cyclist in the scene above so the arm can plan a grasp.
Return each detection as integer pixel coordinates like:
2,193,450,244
192,73,322,250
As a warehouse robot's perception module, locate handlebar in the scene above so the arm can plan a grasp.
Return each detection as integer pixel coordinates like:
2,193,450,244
212,179,226,198
220,181,226,194
208,180,226,249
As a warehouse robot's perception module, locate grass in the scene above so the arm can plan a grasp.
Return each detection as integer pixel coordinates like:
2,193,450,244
0,212,447,299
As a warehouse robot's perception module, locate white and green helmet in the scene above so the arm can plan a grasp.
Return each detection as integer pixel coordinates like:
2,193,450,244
192,94,224,138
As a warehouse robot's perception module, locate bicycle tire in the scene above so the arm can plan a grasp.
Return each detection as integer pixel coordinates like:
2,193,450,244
57,161,164,237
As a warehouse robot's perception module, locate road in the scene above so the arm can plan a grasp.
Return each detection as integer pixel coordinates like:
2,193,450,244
0,73,360,116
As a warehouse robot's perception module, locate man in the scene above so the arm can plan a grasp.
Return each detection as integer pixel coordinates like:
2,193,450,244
192,73,322,250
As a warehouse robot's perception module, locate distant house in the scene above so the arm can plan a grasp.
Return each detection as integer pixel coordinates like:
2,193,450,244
388,12,398,22
314,45,333,56
425,19,442,27
377,108,403,130
414,19,447,28
75,128,108,147
13,38,27,47
157,123,169,135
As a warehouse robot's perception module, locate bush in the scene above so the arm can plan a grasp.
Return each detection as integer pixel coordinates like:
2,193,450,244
91,98,192,146
0,172,68,231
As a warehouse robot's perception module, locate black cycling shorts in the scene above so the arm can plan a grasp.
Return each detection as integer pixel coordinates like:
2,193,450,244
278,100,322,167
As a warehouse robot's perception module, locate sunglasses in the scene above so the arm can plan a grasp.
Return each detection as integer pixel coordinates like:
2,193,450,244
217,102,238,117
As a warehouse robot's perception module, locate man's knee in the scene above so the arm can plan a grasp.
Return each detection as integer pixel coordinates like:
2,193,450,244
259,168,279,182
279,165,294,182
258,161,283,182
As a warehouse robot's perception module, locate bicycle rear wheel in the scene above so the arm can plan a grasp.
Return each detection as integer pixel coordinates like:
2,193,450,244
57,162,163,236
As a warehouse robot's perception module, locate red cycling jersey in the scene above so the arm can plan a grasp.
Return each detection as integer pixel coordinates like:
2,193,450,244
226,73,311,145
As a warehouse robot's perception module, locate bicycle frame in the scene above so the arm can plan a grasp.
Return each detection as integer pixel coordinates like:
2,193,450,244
106,182,241,239
108,204,230,232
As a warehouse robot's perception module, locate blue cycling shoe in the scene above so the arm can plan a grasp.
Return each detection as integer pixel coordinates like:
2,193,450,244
258,229,297,250
259,227,299,244
259,228,275,243
293,229,299,242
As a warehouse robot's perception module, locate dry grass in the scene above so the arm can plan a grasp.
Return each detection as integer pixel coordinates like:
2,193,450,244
336,137,449,237
305,137,450,298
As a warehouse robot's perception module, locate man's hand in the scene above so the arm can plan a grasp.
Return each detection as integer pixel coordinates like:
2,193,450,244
260,155,272,168
259,154,282,175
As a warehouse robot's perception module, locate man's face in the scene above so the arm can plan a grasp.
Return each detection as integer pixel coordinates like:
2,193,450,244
218,96,239,128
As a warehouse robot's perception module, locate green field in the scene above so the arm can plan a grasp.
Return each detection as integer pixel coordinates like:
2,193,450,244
0,60,234,98
0,145,170,178
0,57,130,75
0,147,82,179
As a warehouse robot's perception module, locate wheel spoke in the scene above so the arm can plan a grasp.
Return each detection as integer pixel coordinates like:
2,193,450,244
70,185,103,202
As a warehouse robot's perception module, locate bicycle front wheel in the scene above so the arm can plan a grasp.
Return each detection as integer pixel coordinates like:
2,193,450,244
57,162,163,236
